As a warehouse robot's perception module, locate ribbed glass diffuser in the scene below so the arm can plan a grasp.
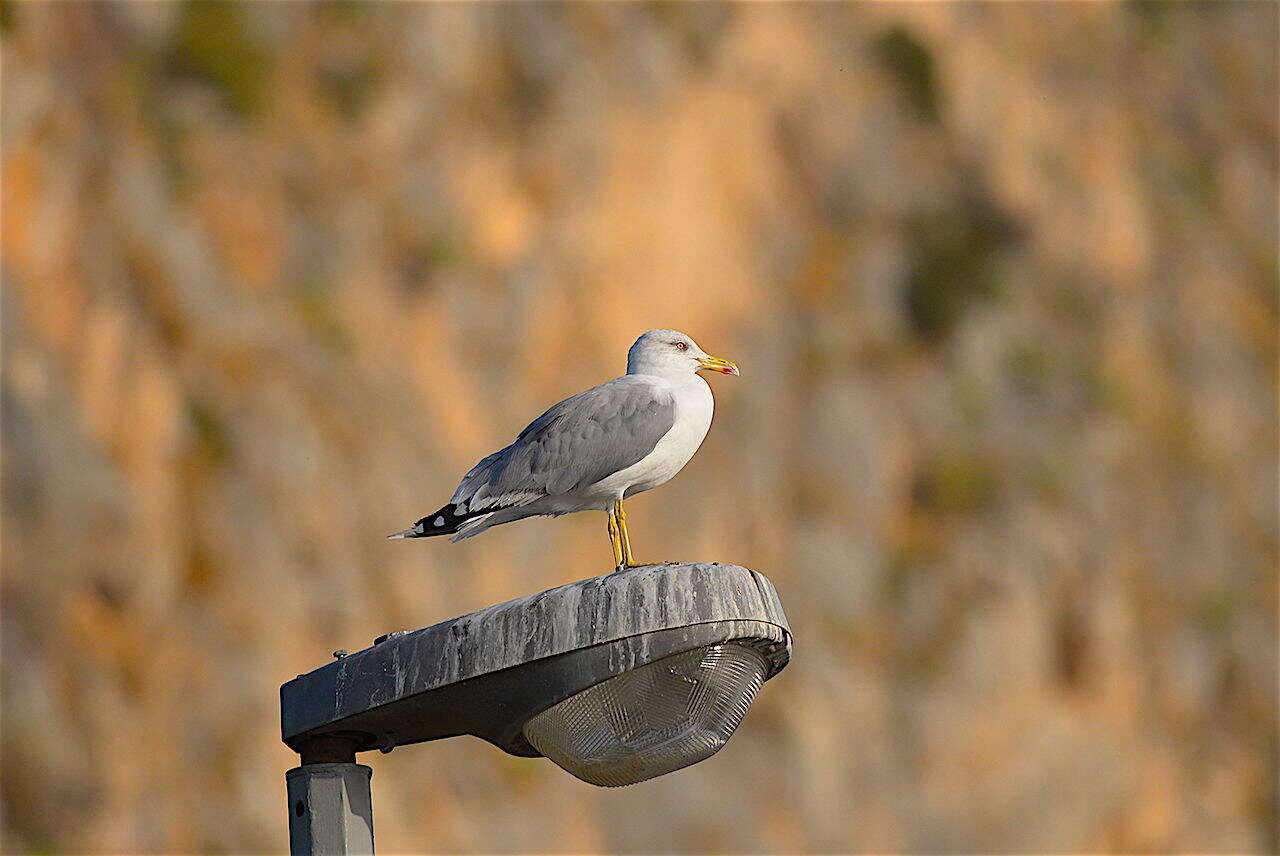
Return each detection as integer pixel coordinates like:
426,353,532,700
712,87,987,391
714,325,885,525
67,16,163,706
523,643,768,787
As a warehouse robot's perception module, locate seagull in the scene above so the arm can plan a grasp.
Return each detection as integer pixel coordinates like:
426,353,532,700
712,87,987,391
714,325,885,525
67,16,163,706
389,329,739,570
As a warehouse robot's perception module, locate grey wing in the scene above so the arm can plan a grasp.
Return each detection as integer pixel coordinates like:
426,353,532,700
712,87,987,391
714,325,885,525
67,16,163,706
451,376,676,513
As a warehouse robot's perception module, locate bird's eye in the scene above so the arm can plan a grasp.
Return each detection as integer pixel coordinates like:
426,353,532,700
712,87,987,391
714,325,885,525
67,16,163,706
673,341,688,351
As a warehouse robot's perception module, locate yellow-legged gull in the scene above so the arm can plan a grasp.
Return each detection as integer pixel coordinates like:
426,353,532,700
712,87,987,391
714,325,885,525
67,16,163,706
388,330,739,570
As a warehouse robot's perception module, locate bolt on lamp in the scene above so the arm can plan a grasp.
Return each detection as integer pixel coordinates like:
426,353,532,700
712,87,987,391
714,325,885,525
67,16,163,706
280,561,791,854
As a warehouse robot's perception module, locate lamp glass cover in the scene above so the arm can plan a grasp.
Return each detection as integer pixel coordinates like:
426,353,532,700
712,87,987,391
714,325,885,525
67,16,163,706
523,642,768,787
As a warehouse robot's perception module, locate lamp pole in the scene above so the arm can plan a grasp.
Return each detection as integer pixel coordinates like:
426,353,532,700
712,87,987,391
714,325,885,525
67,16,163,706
286,736,374,855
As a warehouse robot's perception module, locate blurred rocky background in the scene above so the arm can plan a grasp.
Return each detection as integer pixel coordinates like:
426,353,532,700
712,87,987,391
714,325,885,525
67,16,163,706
2,2,1276,853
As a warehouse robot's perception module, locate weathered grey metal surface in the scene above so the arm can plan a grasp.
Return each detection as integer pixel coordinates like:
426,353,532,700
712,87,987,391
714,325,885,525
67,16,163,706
286,763,374,856
281,562,790,755
365,560,786,686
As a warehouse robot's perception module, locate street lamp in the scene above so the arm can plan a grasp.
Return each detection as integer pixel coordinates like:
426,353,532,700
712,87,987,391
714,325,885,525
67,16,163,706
280,561,791,854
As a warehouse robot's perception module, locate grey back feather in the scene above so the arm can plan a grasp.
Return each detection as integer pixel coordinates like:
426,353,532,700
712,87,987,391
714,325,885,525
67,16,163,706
451,376,676,509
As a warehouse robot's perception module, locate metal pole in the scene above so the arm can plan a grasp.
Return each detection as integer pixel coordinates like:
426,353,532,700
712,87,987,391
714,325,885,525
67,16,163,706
287,738,374,855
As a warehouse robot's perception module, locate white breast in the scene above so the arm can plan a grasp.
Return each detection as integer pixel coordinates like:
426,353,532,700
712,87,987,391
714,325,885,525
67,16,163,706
589,376,714,500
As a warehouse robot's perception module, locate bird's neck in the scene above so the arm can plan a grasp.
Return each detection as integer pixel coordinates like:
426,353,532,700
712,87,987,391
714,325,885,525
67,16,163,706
627,370,710,394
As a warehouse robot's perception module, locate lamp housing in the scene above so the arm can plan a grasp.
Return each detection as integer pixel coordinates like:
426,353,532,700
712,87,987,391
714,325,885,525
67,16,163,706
280,562,790,785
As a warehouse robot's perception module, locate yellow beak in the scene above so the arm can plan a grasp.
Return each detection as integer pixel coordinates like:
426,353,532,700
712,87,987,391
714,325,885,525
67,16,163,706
696,355,740,376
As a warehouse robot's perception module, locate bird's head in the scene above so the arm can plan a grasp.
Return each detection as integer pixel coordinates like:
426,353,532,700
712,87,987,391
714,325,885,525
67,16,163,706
626,330,740,380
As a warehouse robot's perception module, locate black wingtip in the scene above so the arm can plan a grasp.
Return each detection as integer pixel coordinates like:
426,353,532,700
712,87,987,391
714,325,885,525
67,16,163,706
389,505,467,540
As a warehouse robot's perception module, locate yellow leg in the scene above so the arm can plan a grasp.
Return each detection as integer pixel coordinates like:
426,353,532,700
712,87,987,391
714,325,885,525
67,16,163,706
616,499,637,567
607,504,624,570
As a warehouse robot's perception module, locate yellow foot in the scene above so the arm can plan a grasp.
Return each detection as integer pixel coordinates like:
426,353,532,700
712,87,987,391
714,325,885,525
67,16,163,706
613,561,674,573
